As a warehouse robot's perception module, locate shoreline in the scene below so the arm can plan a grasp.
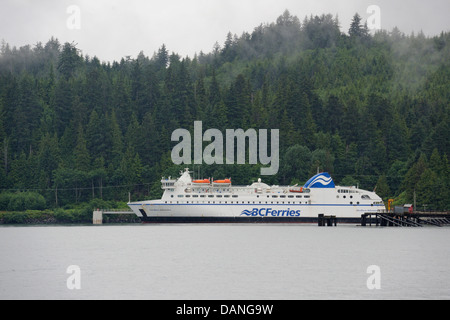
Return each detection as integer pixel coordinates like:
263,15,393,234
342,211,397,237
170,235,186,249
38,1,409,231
0,210,141,225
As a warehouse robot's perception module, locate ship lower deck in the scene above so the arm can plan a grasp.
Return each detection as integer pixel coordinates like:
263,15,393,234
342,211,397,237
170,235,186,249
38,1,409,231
139,216,362,224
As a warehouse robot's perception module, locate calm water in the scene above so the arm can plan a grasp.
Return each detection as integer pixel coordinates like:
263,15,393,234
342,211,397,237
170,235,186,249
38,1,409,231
0,224,449,300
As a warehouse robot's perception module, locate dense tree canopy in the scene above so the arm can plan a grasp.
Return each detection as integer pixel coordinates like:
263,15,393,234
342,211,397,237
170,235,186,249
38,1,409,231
0,11,449,210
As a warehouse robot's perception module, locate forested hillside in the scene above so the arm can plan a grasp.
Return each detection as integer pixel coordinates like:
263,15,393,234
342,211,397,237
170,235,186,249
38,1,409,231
0,11,449,211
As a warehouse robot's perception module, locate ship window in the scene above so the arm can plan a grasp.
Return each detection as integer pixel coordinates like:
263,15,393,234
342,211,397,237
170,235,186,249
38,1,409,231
171,195,174,198
296,195,302,198
350,195,353,199
185,195,190,198
200,195,205,198
280,195,286,198
232,195,238,198
178,195,184,198
361,195,370,199
272,195,278,198
288,195,294,198
350,201,353,205
224,195,230,198
192,195,198,198
304,196,310,198
217,195,222,198
208,195,214,198
343,195,346,199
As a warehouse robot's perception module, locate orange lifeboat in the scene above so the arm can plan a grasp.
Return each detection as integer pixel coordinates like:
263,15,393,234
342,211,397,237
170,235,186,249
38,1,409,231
192,179,210,184
213,179,231,184
289,187,303,193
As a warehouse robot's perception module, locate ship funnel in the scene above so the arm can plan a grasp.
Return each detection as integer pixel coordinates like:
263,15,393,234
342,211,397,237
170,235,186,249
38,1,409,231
303,173,335,189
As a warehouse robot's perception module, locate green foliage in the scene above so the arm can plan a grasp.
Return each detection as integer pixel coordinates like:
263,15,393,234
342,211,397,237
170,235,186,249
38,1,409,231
0,11,449,212
0,192,46,211
1,212,28,224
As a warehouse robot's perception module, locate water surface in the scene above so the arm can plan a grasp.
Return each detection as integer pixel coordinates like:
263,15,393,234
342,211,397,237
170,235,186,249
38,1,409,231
0,224,449,299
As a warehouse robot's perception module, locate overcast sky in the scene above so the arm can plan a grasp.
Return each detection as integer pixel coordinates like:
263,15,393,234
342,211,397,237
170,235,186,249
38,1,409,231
1,0,449,62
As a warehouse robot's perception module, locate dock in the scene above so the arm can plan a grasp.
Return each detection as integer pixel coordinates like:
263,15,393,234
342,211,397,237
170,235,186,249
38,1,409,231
92,209,135,225
361,211,450,227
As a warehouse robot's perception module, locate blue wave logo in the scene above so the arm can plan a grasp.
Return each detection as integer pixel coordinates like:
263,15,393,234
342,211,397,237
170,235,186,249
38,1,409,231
309,175,332,186
241,210,253,216
303,173,335,189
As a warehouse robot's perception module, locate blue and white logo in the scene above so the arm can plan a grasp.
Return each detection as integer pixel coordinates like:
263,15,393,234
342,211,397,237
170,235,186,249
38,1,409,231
303,173,335,189
241,208,301,217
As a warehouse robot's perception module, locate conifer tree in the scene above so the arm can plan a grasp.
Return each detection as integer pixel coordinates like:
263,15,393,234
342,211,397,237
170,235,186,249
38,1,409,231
74,124,91,172
349,13,362,37
57,42,81,79
156,44,169,70
109,110,124,168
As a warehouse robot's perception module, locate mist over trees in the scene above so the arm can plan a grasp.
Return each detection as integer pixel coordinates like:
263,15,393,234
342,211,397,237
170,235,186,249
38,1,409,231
0,11,449,210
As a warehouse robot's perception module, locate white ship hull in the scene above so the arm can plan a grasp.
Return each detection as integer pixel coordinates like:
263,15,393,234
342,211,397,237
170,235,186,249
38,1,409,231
129,202,384,223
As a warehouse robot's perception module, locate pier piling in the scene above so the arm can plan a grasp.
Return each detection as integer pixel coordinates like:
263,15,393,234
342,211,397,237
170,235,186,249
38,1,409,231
318,214,337,227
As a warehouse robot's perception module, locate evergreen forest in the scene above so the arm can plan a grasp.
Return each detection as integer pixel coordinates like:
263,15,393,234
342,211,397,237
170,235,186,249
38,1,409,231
0,11,449,215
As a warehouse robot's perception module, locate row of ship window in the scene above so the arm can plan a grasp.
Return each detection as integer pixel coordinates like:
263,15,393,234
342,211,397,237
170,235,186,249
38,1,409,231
164,200,312,204
172,194,310,198
336,195,370,199
162,200,365,205
337,189,358,193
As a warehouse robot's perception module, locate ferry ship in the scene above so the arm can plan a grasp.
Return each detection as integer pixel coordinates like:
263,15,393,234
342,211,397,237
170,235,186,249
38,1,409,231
128,169,385,223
